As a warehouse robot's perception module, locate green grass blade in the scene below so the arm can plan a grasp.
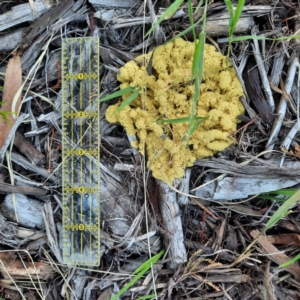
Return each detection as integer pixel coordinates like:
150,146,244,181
0,112,12,124
194,0,204,13
138,295,156,300
134,250,165,274
223,0,234,30
279,253,300,268
230,34,300,42
231,0,245,36
185,116,208,140
265,189,300,231
145,0,184,38
269,189,297,196
99,86,135,102
192,32,205,78
111,250,164,300
187,0,196,41
110,268,149,300
168,17,202,44
157,116,207,124
111,87,141,115
258,195,286,202
258,188,297,201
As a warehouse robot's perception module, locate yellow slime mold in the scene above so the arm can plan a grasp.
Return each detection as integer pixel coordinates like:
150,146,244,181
106,38,244,184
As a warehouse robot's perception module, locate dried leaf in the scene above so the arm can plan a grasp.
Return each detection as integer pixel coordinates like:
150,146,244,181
0,55,22,148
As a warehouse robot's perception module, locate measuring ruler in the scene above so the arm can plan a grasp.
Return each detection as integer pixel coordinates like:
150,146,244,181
61,37,100,266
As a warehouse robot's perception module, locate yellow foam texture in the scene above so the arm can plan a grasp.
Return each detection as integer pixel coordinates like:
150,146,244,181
106,38,244,184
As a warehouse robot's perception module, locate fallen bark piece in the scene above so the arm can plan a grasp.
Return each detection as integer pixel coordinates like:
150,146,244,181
10,152,58,183
13,131,45,165
265,57,300,156
243,57,274,122
0,28,23,53
156,179,187,268
21,0,74,50
267,233,300,247
1,194,45,229
43,202,63,264
195,174,299,201
89,0,141,9
188,5,275,39
250,230,300,281
0,182,46,196
0,54,22,148
0,0,54,31
0,252,54,280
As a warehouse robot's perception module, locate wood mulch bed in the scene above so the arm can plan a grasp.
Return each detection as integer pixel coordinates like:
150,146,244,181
0,1,300,299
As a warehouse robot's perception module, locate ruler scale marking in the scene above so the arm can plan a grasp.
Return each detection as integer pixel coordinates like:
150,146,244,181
61,37,100,266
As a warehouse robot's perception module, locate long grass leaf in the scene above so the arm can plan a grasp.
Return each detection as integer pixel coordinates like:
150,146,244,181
187,0,196,41
268,189,297,196
223,0,234,30
231,0,245,36
111,250,164,300
111,88,141,115
110,268,149,300
157,116,207,123
145,0,184,38
279,253,300,268
230,34,300,42
265,189,300,231
258,196,286,201
194,0,204,13
192,32,205,78
134,250,165,274
138,295,156,300
185,116,208,140
168,17,202,44
99,86,135,102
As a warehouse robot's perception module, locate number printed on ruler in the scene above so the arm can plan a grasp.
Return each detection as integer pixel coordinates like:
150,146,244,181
61,37,100,266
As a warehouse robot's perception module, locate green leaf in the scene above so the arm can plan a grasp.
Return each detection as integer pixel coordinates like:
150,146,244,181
185,116,208,140
138,295,156,300
0,86,4,91
99,86,135,102
111,87,142,116
157,116,207,124
230,34,300,42
187,0,196,41
258,195,286,202
264,189,300,231
0,100,8,105
110,250,164,300
110,267,149,300
268,189,297,197
194,0,204,13
134,250,165,274
168,17,202,44
145,0,184,38
231,0,245,36
279,253,300,268
258,188,297,201
0,112,12,124
192,31,205,78
223,0,234,30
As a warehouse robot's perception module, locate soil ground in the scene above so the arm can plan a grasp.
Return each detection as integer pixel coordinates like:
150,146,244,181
0,1,300,300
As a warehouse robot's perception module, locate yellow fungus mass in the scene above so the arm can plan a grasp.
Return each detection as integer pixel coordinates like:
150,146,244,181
105,38,244,184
